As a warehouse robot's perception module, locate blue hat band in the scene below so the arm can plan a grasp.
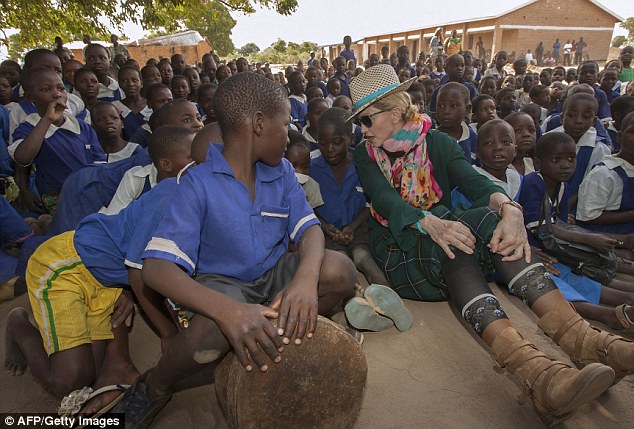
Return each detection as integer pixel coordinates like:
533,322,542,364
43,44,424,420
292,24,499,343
353,83,399,111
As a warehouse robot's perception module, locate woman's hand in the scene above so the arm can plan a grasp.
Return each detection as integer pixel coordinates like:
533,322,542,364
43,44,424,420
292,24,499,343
489,208,531,262
420,215,475,259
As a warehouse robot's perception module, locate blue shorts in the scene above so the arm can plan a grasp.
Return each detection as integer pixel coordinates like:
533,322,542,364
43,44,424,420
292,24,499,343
550,263,601,304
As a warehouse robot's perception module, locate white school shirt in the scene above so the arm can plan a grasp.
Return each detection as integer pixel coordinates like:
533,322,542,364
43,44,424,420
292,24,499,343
99,163,157,215
576,155,634,221
105,142,140,163
473,166,522,200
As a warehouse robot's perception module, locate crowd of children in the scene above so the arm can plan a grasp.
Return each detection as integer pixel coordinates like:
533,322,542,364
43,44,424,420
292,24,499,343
1,37,634,428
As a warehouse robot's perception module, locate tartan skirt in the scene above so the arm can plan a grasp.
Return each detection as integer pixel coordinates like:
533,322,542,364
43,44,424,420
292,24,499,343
371,205,500,301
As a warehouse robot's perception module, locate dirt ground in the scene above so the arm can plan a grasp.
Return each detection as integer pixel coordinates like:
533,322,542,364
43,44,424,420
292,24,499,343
2,282,633,429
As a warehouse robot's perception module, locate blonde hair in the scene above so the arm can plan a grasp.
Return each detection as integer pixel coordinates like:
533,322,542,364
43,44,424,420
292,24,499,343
372,91,418,123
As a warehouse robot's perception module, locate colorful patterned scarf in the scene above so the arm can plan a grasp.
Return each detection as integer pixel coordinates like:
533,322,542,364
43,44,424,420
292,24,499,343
367,114,442,226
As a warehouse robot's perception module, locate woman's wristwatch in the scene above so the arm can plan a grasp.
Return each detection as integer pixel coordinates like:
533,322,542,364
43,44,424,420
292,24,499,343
498,200,523,218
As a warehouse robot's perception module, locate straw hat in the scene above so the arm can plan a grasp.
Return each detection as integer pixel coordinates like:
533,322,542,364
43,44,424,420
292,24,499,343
348,64,417,119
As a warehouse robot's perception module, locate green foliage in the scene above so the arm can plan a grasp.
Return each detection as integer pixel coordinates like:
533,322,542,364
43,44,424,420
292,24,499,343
612,35,627,48
238,43,261,57
621,17,634,44
1,0,297,60
250,38,318,64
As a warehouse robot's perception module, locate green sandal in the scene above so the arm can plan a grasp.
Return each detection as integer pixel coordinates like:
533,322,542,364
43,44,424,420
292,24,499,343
344,297,394,332
364,284,414,332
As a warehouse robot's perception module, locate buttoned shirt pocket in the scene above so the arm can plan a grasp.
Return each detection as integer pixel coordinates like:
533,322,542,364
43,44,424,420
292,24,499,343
257,204,290,252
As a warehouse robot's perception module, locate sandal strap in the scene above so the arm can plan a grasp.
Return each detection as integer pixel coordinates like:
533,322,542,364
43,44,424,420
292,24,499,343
615,304,634,329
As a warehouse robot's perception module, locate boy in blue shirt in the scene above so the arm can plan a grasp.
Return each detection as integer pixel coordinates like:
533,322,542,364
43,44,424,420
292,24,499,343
288,70,308,129
605,96,634,152
333,56,351,98
10,68,105,213
84,44,123,102
436,83,478,163
429,54,477,115
117,72,357,428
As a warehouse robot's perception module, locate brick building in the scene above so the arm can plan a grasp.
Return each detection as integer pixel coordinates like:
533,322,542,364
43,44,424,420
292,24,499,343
320,0,622,64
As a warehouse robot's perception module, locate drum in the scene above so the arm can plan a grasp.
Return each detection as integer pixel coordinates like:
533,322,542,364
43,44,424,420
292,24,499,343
215,316,368,429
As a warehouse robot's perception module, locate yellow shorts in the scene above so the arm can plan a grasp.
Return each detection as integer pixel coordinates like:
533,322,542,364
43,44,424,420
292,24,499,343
26,231,122,356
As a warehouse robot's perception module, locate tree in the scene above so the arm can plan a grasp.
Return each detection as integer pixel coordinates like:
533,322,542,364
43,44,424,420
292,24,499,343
621,17,634,44
239,43,261,57
252,38,317,64
0,0,297,57
612,36,627,48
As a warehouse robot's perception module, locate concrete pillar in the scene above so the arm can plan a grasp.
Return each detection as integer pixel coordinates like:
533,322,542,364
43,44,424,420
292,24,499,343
490,25,503,63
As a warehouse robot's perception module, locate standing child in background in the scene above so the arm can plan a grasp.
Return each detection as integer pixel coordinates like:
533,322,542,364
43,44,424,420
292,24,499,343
547,93,610,205
605,96,634,151
72,68,100,113
312,107,412,332
494,87,517,119
505,111,537,175
288,70,308,129
140,65,161,98
599,68,620,104
170,54,186,76
478,75,497,97
182,67,200,102
430,56,445,80
284,132,323,209
333,56,351,97
302,98,328,155
305,66,327,100
84,44,122,102
549,81,565,115
519,132,634,335
470,94,497,131
577,61,611,120
618,46,634,83
9,68,105,214
325,77,341,108
529,84,550,125
170,75,190,101
157,61,173,87
196,83,217,124
484,51,508,80
512,58,527,81
113,66,147,140
436,83,478,163
516,73,534,108
92,101,141,162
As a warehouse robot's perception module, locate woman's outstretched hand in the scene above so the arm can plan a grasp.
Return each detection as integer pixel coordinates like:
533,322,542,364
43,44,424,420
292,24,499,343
420,215,475,259
489,207,531,262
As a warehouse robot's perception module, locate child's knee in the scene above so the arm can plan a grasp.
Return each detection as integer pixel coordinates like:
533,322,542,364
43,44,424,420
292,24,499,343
321,250,357,292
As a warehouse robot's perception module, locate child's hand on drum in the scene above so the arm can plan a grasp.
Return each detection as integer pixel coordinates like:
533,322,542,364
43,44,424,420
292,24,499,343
270,280,319,346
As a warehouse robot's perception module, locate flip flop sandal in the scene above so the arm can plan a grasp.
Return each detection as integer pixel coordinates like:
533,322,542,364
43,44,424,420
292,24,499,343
364,284,414,332
59,384,130,420
345,297,394,332
615,304,634,337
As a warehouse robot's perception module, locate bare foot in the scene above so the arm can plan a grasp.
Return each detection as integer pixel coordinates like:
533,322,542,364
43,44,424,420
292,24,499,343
4,308,29,376
79,360,139,415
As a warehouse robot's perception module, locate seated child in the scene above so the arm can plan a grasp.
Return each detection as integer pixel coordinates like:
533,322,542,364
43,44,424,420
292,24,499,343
302,97,328,154
84,44,122,102
285,131,323,209
529,84,550,124
9,68,105,213
101,102,201,215
469,94,497,131
549,81,565,115
305,66,327,100
494,87,517,119
91,101,141,163
498,75,516,90
515,73,534,109
306,86,324,102
196,83,217,124
512,58,527,81
565,68,577,84
129,83,173,147
0,196,35,294
436,82,477,163
551,66,567,83
605,95,634,151
406,81,426,116
463,66,475,85
0,60,21,101
288,70,308,129
546,92,611,203
599,68,620,104
170,75,190,101
483,51,508,80
182,67,200,102
112,66,147,140
519,132,634,333
576,112,634,235
116,73,373,427
325,77,341,108
430,55,446,80
429,54,477,115
505,112,536,175
577,61,611,120
62,60,82,93
478,75,497,97
140,65,162,98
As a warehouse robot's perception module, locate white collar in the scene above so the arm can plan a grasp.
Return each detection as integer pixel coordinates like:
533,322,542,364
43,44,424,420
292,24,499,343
295,172,310,184
301,125,317,143
141,105,153,121
25,112,81,138
131,164,158,187
106,142,138,162
473,166,522,198
112,100,131,117
537,172,566,204
551,125,597,148
103,76,119,91
606,121,617,133
457,121,470,142
602,154,634,174
289,94,307,103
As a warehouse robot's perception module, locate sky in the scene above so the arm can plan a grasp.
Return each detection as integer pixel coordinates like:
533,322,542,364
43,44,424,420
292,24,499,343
0,0,630,60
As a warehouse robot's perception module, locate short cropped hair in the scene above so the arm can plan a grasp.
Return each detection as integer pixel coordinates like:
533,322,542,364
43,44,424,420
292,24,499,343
212,72,288,135
118,65,140,79
141,65,159,79
495,87,516,104
72,67,97,83
155,99,195,125
438,82,470,105
535,132,575,160
146,83,170,101
20,67,59,92
148,125,195,164
85,43,110,59
477,119,513,143
287,130,311,150
611,96,634,120
318,107,351,134
562,93,598,114
23,49,57,70
504,111,533,126
307,97,328,113
472,95,495,112
529,84,549,100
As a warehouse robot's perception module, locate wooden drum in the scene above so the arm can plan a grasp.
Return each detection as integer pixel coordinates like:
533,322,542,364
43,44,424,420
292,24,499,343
215,316,368,429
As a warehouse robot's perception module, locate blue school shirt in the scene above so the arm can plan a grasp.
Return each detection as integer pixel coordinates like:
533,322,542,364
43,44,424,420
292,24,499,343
430,71,446,81
73,178,178,287
0,105,11,176
541,114,610,145
455,122,478,164
10,113,106,196
112,101,147,141
429,80,478,113
289,95,308,128
97,77,123,102
336,73,351,98
130,124,152,148
592,86,610,120
310,153,366,229
0,196,33,283
143,145,319,281
518,172,570,246
306,81,327,98
605,88,621,104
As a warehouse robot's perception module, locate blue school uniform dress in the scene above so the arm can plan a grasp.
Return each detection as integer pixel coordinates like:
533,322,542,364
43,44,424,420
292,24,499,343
518,172,601,304
456,122,478,164
306,81,328,98
546,126,610,197
605,88,621,104
0,197,33,283
310,153,366,229
289,94,308,128
130,124,152,148
576,156,634,235
10,113,106,197
0,105,11,177
143,145,319,281
430,71,446,81
112,101,147,140
592,86,611,120
429,80,478,113
336,73,351,98
97,77,124,102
